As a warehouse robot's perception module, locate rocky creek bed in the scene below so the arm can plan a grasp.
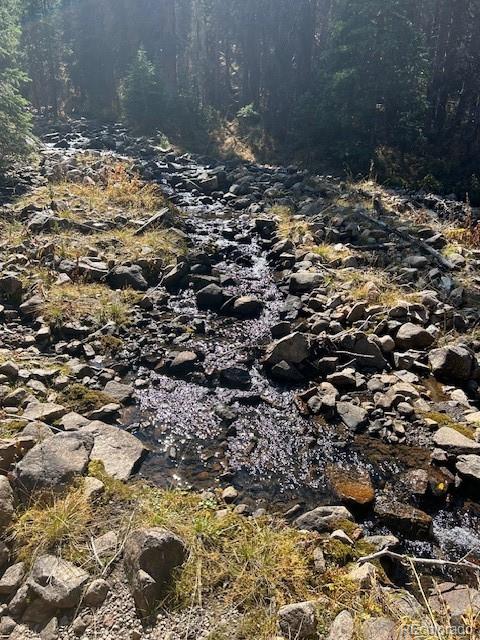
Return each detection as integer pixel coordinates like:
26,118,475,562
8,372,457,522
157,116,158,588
0,120,480,638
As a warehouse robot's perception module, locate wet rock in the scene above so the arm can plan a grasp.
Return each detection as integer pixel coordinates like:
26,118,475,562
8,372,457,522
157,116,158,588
124,528,187,612
374,498,432,537
219,366,251,389
277,601,317,640
327,466,375,506
395,323,435,349
107,265,148,291
230,296,263,318
264,332,309,366
169,351,199,376
196,283,226,311
81,420,146,480
428,583,480,626
294,505,353,533
428,345,474,382
15,431,94,493
336,402,368,431
433,427,480,455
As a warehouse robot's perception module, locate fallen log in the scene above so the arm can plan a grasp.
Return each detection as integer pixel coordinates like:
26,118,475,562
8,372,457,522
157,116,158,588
353,206,455,270
133,207,170,236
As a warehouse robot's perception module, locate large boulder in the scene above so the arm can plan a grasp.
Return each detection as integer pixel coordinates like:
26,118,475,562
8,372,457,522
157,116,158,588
230,296,263,318
196,283,227,311
289,271,322,294
395,323,435,349
264,332,309,366
107,265,148,291
294,505,353,533
81,421,146,480
428,346,474,382
124,528,187,613
336,402,367,431
456,454,480,483
374,498,432,538
20,555,89,623
433,427,480,455
103,380,133,404
333,331,387,370
14,431,93,493
22,402,67,424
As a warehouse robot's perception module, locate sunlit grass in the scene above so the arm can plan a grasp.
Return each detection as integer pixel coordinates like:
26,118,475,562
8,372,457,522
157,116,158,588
41,282,140,327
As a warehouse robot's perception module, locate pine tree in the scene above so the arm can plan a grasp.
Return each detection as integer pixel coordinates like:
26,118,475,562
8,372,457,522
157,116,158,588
120,48,164,133
0,0,33,171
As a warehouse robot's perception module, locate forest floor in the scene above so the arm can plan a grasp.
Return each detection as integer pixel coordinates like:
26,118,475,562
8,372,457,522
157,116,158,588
0,120,479,639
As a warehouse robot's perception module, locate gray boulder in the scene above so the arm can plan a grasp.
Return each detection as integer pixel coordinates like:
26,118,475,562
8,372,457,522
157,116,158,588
81,421,146,481
429,346,474,382
230,296,263,318
327,610,354,640
278,601,317,639
294,505,353,532
21,555,89,622
433,427,480,455
124,528,187,613
456,454,480,482
0,563,25,595
103,380,133,404
15,431,93,492
289,271,322,294
196,283,226,311
264,332,309,366
107,265,148,291
395,323,435,349
22,402,67,423
336,402,367,431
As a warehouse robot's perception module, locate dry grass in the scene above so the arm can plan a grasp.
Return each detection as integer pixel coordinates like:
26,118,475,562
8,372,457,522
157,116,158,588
17,161,165,219
41,282,140,327
327,267,422,306
12,487,92,564
8,465,478,639
309,243,354,263
269,204,312,244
